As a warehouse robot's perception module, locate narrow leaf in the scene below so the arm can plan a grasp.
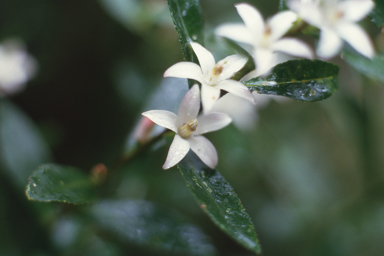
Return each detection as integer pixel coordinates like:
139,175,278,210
243,59,339,102
26,164,96,204
278,0,288,11
178,152,261,254
167,0,204,63
0,100,51,188
89,199,217,256
342,48,384,83
370,1,384,28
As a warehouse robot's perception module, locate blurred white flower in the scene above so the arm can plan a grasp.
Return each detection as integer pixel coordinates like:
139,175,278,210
142,84,232,169
215,3,313,77
0,39,37,97
288,0,375,58
164,42,255,113
210,92,291,131
210,93,257,131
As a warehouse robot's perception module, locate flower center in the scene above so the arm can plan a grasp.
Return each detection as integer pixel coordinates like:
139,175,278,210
208,63,225,86
178,119,198,138
260,26,272,48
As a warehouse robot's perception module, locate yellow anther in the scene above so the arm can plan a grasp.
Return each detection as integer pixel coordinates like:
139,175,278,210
178,119,198,138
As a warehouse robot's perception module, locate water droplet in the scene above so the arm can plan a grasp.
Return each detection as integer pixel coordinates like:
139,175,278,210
32,183,37,187
192,35,197,40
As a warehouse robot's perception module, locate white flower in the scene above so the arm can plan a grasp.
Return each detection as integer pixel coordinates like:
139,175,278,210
210,93,257,131
163,42,255,113
215,3,314,76
288,0,375,58
0,39,37,97
142,84,232,169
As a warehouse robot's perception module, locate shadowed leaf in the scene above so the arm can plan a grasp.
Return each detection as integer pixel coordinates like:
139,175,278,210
178,152,261,254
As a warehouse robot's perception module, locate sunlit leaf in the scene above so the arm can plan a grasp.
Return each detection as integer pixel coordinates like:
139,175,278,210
178,152,262,254
26,164,96,204
342,48,384,83
243,59,339,102
89,199,217,256
370,1,384,28
167,0,204,63
0,100,51,188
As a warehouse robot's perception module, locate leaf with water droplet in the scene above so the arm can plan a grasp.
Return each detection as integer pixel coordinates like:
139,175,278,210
243,59,339,102
167,0,204,62
167,0,204,88
88,199,217,256
178,152,262,254
26,164,96,204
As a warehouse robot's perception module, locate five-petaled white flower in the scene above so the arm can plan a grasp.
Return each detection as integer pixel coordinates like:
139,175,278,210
215,3,314,76
287,0,375,59
164,42,255,113
142,84,232,169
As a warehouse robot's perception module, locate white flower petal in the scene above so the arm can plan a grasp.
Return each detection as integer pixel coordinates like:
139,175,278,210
235,3,265,39
272,38,314,59
215,24,255,45
178,84,201,124
190,42,216,77
211,93,256,131
163,134,190,169
268,11,298,42
164,62,204,83
253,48,276,76
336,22,374,59
339,0,374,22
316,28,344,59
216,54,248,81
189,135,217,169
196,112,232,135
201,84,221,113
142,110,179,133
216,80,256,104
287,0,323,27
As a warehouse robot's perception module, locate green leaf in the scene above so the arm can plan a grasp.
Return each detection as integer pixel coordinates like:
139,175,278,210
167,0,204,63
278,0,288,11
370,1,384,28
342,48,384,82
243,59,339,102
26,164,96,204
178,153,261,254
98,0,171,33
0,100,51,188
89,199,217,256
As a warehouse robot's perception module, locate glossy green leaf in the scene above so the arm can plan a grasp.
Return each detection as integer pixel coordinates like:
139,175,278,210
0,100,51,188
342,48,384,82
167,0,204,63
243,59,339,102
89,199,217,256
26,164,96,204
370,1,384,28
178,153,261,254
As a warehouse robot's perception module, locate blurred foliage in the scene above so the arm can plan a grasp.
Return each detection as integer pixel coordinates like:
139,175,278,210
0,0,384,256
